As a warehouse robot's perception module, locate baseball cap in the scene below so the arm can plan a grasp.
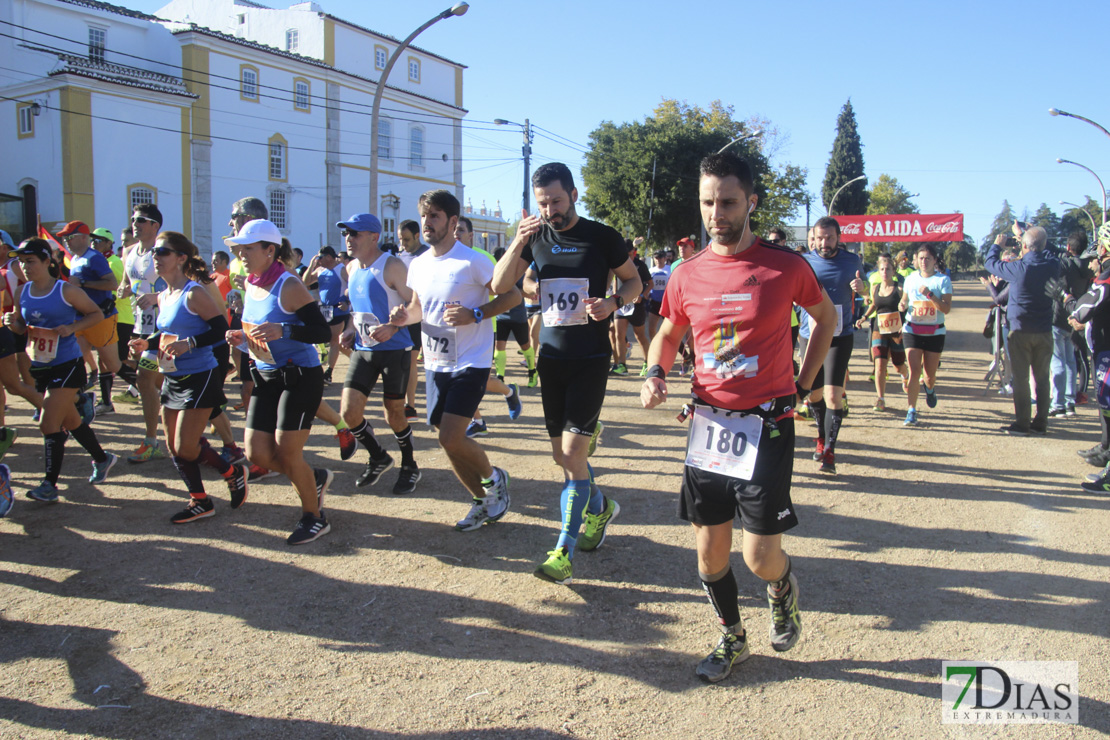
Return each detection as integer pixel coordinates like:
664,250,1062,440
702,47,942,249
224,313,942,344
91,227,114,242
336,213,382,234
676,237,696,249
224,219,283,247
15,241,51,261
0,230,13,249
57,221,90,237
1098,222,1110,249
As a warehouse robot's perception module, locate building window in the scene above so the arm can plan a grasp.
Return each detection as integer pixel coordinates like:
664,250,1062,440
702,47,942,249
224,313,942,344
240,65,259,101
409,126,424,168
17,103,34,139
374,45,387,71
268,134,287,181
293,78,310,111
285,29,298,52
407,56,420,83
88,27,106,63
378,118,391,160
128,184,157,212
237,13,246,25
269,189,287,230
381,216,396,239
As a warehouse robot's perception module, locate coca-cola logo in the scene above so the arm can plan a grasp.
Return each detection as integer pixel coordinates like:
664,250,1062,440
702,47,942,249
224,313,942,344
926,221,961,234
840,223,862,234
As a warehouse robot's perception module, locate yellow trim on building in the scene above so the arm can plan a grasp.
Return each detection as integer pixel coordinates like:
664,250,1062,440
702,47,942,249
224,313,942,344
292,76,311,112
181,44,211,141
16,102,35,139
179,108,192,238
126,183,158,215
339,162,455,188
239,63,260,102
268,133,288,183
407,55,421,84
374,44,387,71
59,86,94,224
454,67,463,108
323,18,335,67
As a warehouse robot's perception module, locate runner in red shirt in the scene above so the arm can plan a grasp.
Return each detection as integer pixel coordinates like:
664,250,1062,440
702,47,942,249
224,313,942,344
641,151,837,683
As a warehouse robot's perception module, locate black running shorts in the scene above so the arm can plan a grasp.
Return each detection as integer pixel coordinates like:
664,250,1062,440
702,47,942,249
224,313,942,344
811,332,854,389
536,354,609,437
495,319,530,345
31,357,87,392
247,364,324,433
679,398,798,535
161,366,227,411
426,366,489,427
902,332,945,353
343,348,410,399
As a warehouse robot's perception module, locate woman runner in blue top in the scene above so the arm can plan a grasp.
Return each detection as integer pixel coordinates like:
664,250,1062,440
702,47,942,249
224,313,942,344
128,232,244,524
224,220,334,546
3,239,117,502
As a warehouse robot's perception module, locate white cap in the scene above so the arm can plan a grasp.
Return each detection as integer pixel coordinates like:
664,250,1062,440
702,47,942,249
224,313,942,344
223,219,281,247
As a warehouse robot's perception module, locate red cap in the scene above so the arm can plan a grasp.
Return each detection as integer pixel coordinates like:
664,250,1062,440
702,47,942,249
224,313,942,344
56,221,90,237
676,237,696,248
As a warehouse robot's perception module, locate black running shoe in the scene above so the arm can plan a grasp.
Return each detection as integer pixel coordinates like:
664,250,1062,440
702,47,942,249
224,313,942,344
287,511,330,545
768,573,802,652
357,453,394,487
226,463,248,509
404,404,418,423
171,496,214,524
392,465,421,495
695,630,750,683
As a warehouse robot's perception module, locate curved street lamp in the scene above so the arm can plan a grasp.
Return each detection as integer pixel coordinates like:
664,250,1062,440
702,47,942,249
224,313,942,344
717,129,763,155
369,3,469,212
1060,200,1098,237
1056,158,1107,223
1049,108,1110,142
826,174,867,215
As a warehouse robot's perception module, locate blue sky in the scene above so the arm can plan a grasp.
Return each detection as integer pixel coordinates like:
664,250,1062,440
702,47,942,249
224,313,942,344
133,0,1110,244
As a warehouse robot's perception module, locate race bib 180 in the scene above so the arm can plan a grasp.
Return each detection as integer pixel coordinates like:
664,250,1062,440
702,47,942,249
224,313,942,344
685,406,762,480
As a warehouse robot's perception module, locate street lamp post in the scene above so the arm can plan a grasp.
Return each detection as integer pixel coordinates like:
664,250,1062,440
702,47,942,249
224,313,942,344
1060,200,1098,238
369,3,469,213
1049,108,1110,142
716,129,763,155
1056,158,1107,223
494,118,533,214
826,174,867,215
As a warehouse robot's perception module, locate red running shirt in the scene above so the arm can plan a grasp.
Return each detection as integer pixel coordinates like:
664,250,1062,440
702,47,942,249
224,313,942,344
661,239,824,409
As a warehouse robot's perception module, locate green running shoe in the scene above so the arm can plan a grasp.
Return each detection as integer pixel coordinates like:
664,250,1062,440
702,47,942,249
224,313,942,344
768,572,802,652
695,630,750,683
533,548,573,584
578,497,620,552
588,421,604,457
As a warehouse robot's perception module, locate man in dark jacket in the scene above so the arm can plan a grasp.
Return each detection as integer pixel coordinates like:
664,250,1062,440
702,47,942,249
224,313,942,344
985,225,1061,434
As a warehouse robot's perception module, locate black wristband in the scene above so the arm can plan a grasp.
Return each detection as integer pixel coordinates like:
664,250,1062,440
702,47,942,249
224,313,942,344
795,380,811,397
646,364,666,380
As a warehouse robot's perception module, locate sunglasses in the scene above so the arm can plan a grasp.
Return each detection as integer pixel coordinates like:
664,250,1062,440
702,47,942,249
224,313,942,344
131,216,156,225
152,246,181,257
341,229,365,238
230,212,250,220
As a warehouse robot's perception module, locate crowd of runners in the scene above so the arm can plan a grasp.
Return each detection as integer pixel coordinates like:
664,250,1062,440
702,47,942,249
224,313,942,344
3,151,1107,685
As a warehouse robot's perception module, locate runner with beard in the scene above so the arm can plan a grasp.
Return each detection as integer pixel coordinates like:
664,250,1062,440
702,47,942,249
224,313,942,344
641,152,835,682
492,162,643,584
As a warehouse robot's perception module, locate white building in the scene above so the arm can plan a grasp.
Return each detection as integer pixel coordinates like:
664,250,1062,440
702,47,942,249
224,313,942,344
0,0,467,257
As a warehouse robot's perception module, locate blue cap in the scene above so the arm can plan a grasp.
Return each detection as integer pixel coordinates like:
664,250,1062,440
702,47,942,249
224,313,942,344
336,213,382,234
0,230,13,249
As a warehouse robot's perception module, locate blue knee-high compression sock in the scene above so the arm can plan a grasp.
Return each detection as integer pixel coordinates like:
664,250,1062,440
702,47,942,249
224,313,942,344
556,479,592,556
586,463,604,515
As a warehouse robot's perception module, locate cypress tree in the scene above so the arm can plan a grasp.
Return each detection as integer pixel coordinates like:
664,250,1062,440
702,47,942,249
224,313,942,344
822,99,869,215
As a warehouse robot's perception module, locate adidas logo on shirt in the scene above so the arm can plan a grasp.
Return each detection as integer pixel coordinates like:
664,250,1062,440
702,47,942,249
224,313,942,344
742,275,760,287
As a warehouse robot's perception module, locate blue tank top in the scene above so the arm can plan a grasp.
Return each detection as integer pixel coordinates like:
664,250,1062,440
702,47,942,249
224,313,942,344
70,248,117,317
241,272,320,370
156,281,218,376
348,252,412,352
21,281,81,366
317,267,348,315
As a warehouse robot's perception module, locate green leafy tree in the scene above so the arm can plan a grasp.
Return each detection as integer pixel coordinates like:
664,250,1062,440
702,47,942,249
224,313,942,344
860,174,919,262
981,200,1016,251
1060,196,1104,240
580,100,805,248
822,99,869,216
944,237,977,273
1030,202,1061,242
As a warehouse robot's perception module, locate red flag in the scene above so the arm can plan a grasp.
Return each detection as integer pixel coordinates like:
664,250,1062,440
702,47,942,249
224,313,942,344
37,223,71,260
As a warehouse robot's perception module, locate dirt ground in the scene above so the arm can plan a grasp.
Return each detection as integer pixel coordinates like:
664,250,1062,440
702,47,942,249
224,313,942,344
1,278,1108,738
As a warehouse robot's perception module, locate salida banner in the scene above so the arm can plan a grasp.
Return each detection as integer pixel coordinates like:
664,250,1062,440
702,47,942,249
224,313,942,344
832,214,964,243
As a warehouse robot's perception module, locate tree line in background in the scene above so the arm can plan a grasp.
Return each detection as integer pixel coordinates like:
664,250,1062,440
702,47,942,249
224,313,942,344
981,198,1104,253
